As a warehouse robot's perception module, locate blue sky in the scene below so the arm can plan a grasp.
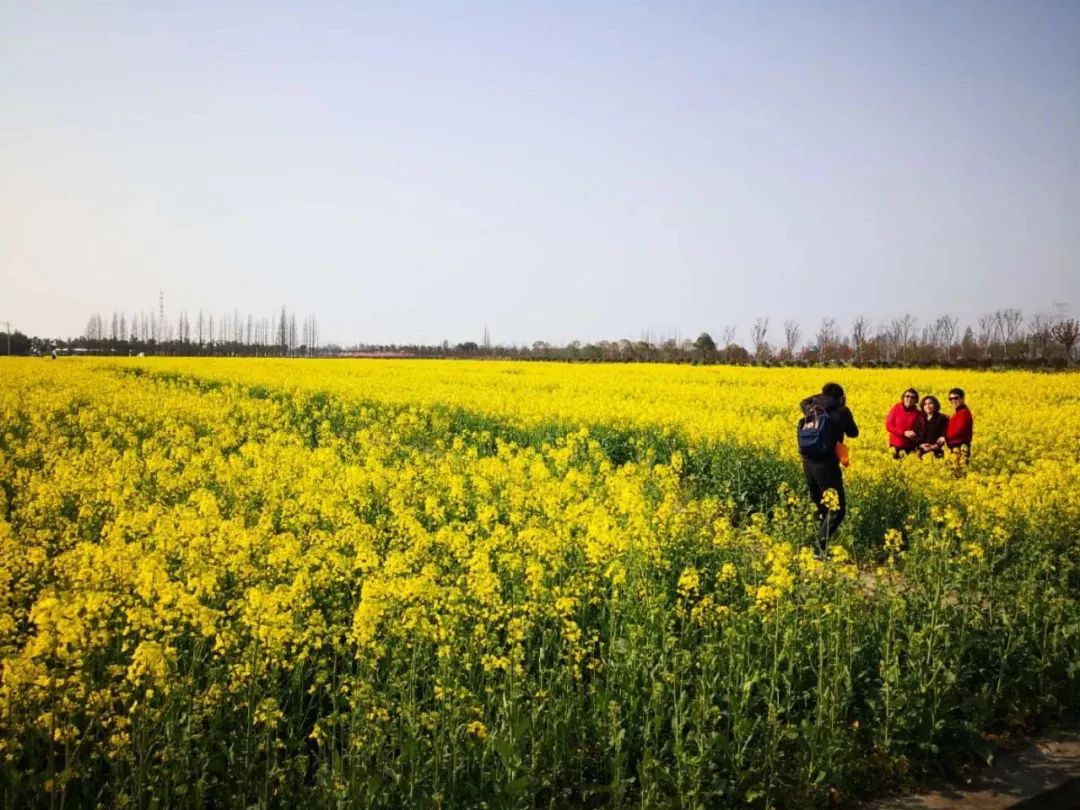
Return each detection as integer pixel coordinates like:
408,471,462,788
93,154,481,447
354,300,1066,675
2,1,1078,345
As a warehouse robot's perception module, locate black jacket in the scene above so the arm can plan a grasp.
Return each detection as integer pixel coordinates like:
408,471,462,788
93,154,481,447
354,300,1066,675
916,412,948,446
798,394,860,461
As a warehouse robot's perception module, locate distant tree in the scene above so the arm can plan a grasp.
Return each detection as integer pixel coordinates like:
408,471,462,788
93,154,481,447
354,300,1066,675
996,308,1025,359
783,319,801,360
724,343,750,363
302,315,319,356
1028,314,1053,361
815,318,839,361
720,326,737,349
278,307,288,354
85,313,105,342
976,313,995,359
960,326,978,359
932,314,959,362
750,317,770,360
694,332,717,362
1051,319,1080,364
2,330,31,355
850,316,868,363
889,315,917,363
998,308,1023,343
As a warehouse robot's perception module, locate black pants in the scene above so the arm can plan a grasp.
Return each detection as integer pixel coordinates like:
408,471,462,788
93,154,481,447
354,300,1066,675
802,458,846,543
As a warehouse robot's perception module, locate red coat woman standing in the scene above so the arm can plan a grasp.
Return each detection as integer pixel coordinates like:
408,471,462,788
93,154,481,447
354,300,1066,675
885,388,921,458
944,387,974,464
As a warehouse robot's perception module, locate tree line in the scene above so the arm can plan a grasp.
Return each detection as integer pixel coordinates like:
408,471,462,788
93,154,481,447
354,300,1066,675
8,308,322,357
2,308,1078,367
352,310,1080,367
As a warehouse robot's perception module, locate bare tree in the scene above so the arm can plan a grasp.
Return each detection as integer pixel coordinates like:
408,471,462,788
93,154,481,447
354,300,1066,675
995,308,1024,359
815,317,839,361
85,314,104,341
1028,314,1053,361
783,319,801,360
750,317,770,359
976,313,995,359
850,316,868,363
1051,318,1080,364
889,314,917,362
999,308,1023,343
302,315,318,355
930,314,959,362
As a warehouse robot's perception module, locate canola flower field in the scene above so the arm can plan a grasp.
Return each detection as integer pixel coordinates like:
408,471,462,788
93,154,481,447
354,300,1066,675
2,357,1080,809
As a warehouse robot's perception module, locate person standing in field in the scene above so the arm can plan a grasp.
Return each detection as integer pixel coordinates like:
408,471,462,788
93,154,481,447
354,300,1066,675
915,395,949,458
944,387,973,464
885,388,921,458
798,382,860,553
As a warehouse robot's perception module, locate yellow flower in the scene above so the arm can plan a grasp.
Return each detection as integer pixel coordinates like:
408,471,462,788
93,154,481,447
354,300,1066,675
466,721,488,740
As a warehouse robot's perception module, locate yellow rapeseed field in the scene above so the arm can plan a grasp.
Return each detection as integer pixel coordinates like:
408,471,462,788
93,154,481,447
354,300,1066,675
2,357,1080,808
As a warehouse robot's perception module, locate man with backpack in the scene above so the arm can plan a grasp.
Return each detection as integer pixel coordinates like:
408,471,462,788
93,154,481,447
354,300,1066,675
798,382,860,553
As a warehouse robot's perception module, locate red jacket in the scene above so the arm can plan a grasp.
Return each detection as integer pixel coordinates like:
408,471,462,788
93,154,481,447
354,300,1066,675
945,405,973,447
885,403,921,450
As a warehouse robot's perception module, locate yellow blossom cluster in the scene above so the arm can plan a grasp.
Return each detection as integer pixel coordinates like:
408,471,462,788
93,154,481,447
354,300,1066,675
2,357,1080,808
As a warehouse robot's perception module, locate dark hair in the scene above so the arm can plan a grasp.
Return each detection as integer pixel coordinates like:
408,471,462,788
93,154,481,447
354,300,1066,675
921,395,940,412
948,387,965,399
903,387,919,400
822,382,845,400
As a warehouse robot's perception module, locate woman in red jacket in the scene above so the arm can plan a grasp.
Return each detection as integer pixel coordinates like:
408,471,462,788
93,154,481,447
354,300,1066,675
945,387,974,465
885,388,921,458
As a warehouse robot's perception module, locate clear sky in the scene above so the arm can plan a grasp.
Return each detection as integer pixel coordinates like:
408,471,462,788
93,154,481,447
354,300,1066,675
2,1,1078,346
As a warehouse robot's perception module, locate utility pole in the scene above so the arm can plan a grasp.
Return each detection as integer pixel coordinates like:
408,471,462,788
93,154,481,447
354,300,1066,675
2,320,10,355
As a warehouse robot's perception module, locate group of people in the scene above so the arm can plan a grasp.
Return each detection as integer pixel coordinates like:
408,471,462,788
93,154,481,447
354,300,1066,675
796,382,974,552
885,387,973,460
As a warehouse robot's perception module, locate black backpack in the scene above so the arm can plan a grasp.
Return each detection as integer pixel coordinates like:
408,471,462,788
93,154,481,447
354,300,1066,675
798,405,834,456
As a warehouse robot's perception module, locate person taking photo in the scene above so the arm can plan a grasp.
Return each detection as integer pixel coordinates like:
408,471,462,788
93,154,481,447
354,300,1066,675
798,382,860,554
